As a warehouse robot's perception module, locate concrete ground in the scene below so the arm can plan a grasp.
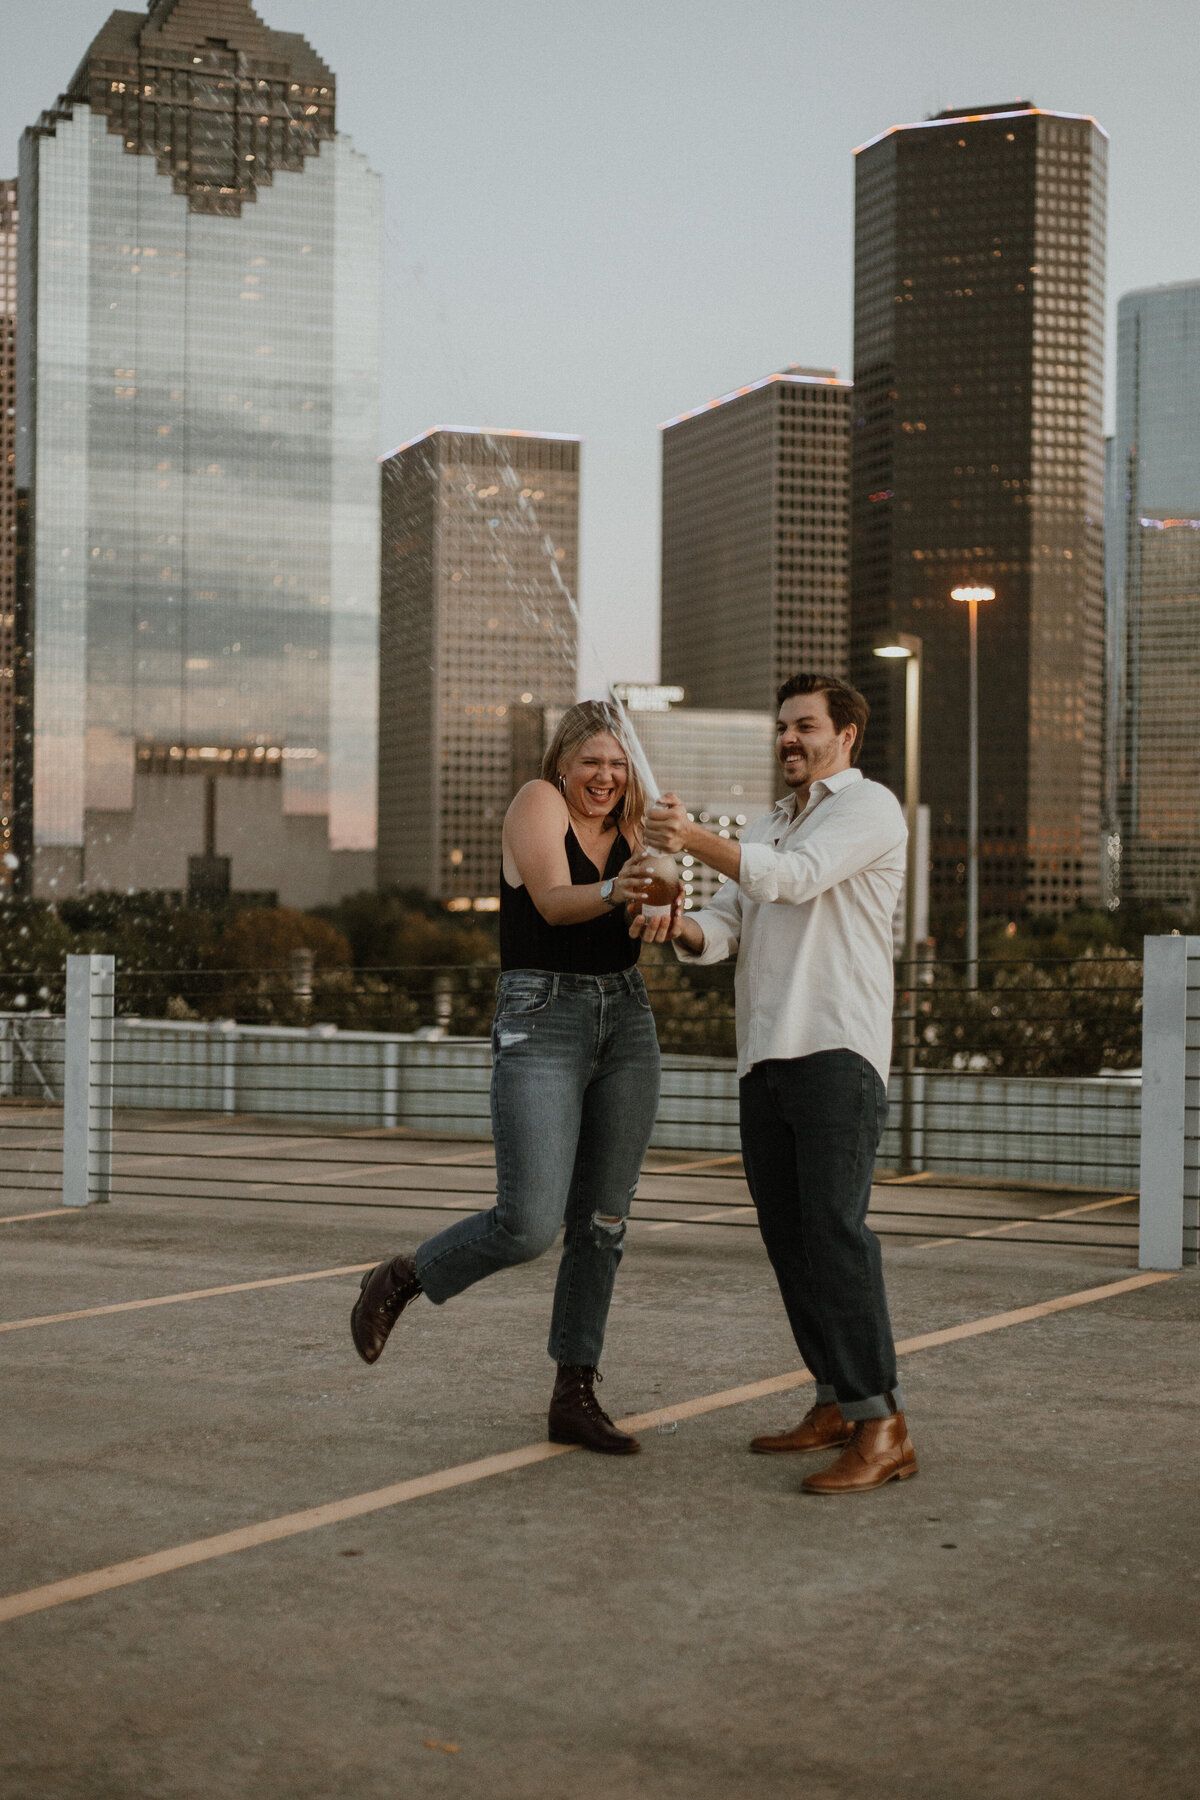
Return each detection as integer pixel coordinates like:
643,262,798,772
0,1140,1195,1800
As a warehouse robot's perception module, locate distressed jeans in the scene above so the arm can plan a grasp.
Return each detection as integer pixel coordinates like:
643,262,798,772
739,1050,905,1421
415,969,661,1366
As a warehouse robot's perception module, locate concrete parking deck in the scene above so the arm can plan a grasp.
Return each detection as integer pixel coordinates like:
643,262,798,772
0,1142,1195,1799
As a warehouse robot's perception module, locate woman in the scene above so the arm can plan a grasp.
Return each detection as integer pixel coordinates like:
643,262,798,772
350,700,661,1454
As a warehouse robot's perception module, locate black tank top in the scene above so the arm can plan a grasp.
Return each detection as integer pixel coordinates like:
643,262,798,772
500,827,641,974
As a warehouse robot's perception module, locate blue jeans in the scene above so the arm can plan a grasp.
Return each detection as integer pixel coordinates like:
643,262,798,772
739,1050,905,1422
415,969,661,1366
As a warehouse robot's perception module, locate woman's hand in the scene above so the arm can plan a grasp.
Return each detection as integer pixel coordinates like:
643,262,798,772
609,858,654,909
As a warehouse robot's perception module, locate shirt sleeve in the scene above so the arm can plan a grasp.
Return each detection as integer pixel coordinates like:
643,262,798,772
737,789,906,907
672,873,743,965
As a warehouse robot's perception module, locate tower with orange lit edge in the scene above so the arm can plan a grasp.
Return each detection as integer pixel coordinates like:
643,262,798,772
851,102,1107,921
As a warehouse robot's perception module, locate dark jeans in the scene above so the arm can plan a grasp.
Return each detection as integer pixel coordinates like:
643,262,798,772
416,968,661,1367
739,1050,904,1422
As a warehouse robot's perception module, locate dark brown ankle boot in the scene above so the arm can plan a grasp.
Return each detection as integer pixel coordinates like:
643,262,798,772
350,1254,421,1365
548,1365,641,1455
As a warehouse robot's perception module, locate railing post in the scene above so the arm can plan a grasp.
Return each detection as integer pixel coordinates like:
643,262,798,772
382,1039,400,1130
1139,936,1200,1269
63,953,115,1208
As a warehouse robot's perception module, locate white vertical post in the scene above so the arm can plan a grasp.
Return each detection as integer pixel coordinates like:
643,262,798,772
63,953,115,1208
1138,936,1200,1269
382,1039,399,1131
215,1020,238,1117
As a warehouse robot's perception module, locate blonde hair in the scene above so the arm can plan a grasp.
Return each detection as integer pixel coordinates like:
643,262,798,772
541,700,647,845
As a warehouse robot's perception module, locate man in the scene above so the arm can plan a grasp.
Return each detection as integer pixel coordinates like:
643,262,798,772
638,673,916,1494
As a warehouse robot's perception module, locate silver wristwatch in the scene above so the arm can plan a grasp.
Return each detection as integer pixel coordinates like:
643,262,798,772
600,878,618,907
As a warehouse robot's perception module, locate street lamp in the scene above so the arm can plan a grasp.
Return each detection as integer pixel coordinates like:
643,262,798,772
950,585,995,988
874,631,922,1173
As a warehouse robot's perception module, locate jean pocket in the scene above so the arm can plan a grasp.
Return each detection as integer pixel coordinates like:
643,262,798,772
495,977,553,1017
630,975,654,1012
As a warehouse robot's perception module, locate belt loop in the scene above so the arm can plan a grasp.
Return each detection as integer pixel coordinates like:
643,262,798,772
552,973,560,1000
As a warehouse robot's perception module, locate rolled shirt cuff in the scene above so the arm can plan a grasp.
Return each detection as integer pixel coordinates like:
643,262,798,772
735,839,782,902
672,919,736,965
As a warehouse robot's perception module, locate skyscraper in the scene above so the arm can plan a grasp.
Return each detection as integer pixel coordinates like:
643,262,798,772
378,429,579,904
1107,281,1200,912
0,179,17,888
851,103,1107,920
16,1,380,906
660,368,851,708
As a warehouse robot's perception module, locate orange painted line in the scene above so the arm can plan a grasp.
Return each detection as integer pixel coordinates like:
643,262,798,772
647,1153,743,1175
0,1270,1173,1626
911,1191,1137,1251
0,1209,76,1225
642,1205,757,1233
0,1442,576,1625
0,1263,376,1334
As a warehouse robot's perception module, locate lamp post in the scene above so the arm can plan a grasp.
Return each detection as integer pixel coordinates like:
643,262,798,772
950,585,995,989
874,631,922,1173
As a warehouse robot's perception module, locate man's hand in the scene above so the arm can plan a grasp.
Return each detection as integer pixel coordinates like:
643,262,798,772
629,890,704,952
644,793,691,854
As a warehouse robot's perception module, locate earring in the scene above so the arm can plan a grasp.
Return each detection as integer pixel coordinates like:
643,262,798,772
557,774,566,793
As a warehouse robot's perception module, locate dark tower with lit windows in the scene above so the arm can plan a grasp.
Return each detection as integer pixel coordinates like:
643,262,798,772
850,103,1107,920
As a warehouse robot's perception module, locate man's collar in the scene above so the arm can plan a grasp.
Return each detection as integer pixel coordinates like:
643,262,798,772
773,765,863,816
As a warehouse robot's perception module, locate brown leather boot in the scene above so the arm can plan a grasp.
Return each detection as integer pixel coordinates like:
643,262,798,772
350,1254,421,1365
548,1365,641,1455
801,1412,918,1494
749,1401,853,1455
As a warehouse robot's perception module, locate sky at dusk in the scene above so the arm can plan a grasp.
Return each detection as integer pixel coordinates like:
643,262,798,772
5,0,1198,695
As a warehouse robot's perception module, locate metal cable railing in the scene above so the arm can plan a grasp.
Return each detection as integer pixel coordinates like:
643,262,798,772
0,949,1170,1255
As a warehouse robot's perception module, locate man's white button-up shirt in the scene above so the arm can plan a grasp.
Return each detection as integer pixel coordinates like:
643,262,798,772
674,766,906,1084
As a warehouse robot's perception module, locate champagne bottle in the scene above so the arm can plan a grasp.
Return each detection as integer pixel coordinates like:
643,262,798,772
632,851,680,921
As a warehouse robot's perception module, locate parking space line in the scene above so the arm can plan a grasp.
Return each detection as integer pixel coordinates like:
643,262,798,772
0,1209,75,1225
910,1192,1137,1251
0,1263,376,1334
642,1205,757,1232
646,1153,743,1175
0,1270,1174,1625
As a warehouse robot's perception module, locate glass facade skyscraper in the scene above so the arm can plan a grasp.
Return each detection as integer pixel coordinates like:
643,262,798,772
16,1,380,906
1106,281,1200,911
0,179,17,888
851,104,1107,920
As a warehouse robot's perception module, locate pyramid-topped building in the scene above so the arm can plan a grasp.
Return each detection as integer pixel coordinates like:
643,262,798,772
17,2,381,904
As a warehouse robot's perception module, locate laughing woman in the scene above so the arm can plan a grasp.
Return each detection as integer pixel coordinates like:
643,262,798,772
350,700,661,1454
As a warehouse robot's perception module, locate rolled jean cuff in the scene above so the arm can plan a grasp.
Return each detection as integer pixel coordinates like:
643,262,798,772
840,1384,905,1423
815,1383,838,1406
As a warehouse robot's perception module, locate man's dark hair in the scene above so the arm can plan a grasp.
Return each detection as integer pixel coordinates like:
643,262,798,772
776,673,869,765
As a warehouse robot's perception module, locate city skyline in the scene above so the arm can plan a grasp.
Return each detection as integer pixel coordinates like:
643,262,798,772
4,1,1197,695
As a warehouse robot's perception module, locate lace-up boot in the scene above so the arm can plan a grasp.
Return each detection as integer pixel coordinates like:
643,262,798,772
548,1364,641,1455
350,1254,422,1365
